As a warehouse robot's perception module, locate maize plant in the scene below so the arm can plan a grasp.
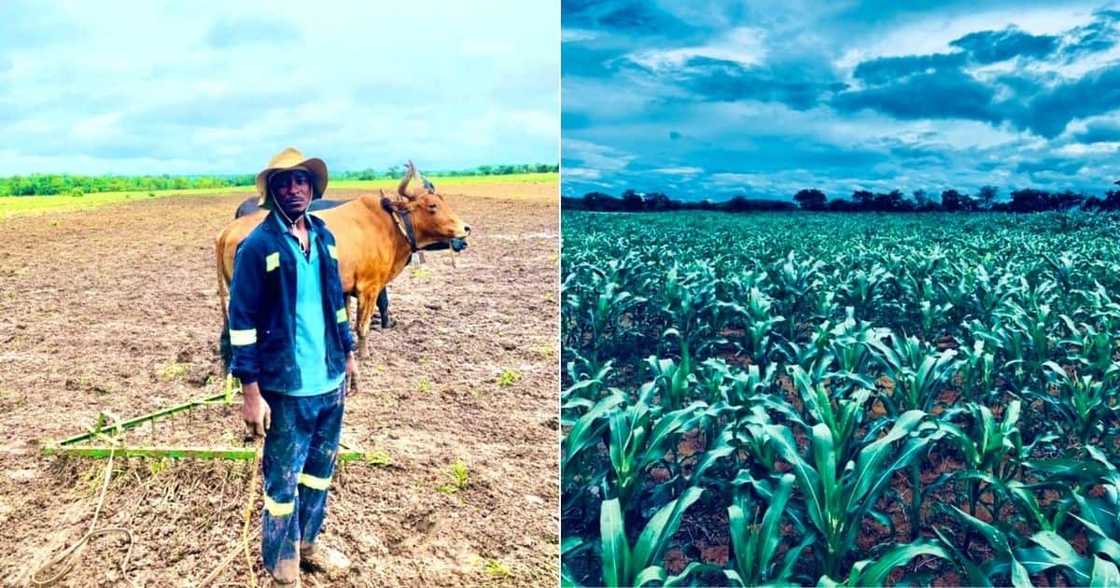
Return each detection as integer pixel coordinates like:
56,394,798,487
561,211,1120,586
599,487,705,587
724,473,812,586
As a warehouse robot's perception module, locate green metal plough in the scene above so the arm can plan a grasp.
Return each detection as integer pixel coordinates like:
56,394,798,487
41,376,389,463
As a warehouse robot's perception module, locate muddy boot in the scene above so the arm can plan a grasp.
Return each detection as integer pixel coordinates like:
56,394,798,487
270,557,301,587
300,543,352,579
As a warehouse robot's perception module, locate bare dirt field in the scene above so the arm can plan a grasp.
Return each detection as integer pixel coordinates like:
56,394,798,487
0,180,559,587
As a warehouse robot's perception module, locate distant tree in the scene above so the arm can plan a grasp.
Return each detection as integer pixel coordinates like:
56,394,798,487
912,189,930,209
642,192,671,211
852,190,875,210
793,188,827,211
582,191,620,211
1009,189,1049,212
621,189,644,212
1052,190,1086,210
977,185,999,209
873,189,906,211
941,189,974,212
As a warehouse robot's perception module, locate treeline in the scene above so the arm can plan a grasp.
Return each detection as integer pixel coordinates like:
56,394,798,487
339,163,557,181
1,163,559,196
562,190,795,212
564,184,1120,213
0,174,254,196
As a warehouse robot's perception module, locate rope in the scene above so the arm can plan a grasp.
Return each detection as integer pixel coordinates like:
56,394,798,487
199,439,263,587
30,439,138,587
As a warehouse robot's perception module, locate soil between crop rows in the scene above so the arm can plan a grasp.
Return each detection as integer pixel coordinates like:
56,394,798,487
0,183,559,587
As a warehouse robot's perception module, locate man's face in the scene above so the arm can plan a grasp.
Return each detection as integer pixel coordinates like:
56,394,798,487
270,170,313,215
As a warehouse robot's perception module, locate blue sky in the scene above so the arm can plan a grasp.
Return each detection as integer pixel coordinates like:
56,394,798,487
0,1,558,175
562,1,1120,200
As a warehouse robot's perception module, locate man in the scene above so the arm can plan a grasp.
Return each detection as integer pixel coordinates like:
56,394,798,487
227,147,357,585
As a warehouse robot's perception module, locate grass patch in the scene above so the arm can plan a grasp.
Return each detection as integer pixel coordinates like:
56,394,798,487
158,362,189,382
410,266,432,280
364,449,392,466
483,559,512,578
418,377,433,394
498,369,522,387
436,460,470,494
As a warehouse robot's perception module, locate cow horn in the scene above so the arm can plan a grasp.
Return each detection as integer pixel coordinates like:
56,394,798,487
415,166,435,193
398,161,417,199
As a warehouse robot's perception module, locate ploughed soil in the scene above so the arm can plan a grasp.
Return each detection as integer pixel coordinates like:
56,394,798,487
0,181,559,587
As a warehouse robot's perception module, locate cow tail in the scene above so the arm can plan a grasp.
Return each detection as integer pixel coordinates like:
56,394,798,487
216,236,232,372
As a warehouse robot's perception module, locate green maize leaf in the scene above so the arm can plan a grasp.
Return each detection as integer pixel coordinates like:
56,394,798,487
766,424,826,536
1069,512,1120,562
844,410,928,516
759,473,796,572
932,526,992,588
728,503,756,583
944,504,1012,554
564,393,625,470
1007,479,1052,532
939,420,981,468
816,574,842,587
562,535,586,555
634,562,705,587
561,536,588,588
1017,531,1092,585
631,486,705,576
1090,556,1120,587
851,539,953,586
691,427,736,483
600,498,630,587
774,533,815,584
811,423,840,531
1025,456,1113,485
1011,558,1032,588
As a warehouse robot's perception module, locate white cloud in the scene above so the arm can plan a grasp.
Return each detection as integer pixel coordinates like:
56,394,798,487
563,138,637,172
835,4,1099,72
625,26,768,71
652,166,703,175
563,28,599,43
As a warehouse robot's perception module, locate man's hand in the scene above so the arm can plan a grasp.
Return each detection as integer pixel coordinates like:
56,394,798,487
346,353,358,396
241,381,271,437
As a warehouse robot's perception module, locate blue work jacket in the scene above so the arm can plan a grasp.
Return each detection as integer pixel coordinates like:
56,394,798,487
227,211,355,390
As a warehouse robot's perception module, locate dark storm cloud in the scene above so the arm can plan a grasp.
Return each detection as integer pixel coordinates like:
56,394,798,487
1018,64,1120,137
1015,157,1085,175
949,27,1060,63
204,16,302,48
670,57,845,110
852,53,967,85
834,69,1001,123
1061,9,1120,58
562,0,693,36
562,44,626,78
1075,120,1120,143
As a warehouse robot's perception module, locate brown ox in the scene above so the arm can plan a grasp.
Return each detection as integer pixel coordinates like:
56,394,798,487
216,162,470,358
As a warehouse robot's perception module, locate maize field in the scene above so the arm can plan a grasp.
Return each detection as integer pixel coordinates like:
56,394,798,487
561,210,1120,586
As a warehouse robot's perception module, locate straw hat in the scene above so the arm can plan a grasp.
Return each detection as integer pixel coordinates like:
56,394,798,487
256,147,329,207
